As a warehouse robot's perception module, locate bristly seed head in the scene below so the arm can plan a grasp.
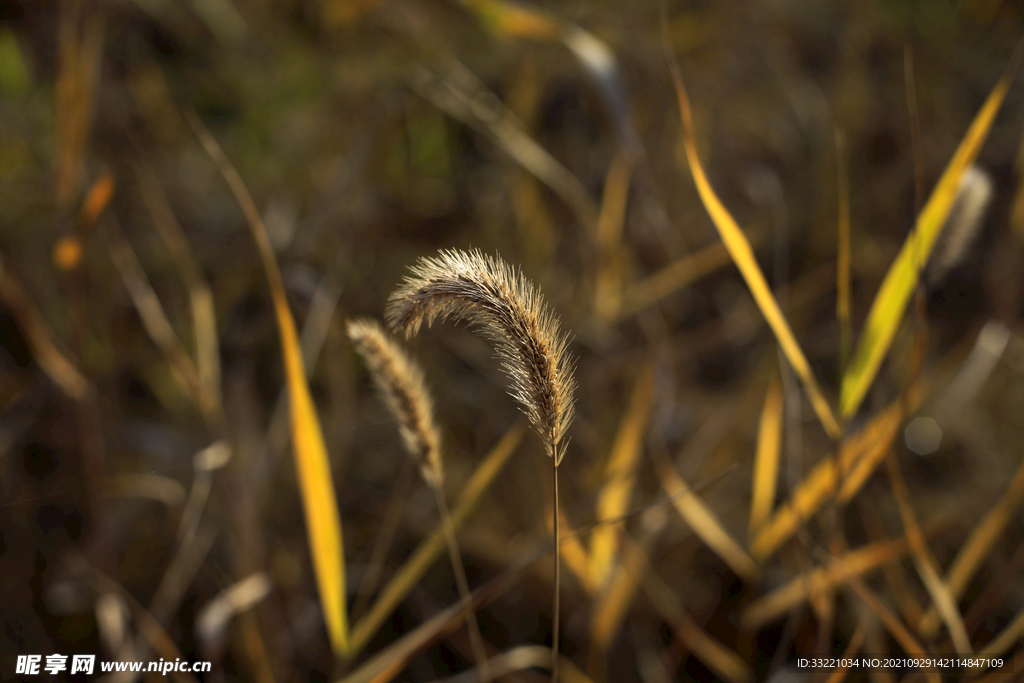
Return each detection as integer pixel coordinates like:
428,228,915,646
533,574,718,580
347,318,444,487
385,249,575,465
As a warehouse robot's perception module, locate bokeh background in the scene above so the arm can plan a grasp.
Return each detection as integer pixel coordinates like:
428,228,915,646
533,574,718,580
3,0,1024,681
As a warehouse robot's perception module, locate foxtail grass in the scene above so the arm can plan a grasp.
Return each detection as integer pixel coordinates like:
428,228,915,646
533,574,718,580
347,318,491,682
386,248,575,681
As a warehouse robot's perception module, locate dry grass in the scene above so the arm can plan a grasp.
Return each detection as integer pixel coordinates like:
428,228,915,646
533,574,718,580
3,2,1024,682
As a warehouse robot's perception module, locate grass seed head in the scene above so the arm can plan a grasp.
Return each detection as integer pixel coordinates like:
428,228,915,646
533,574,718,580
385,249,576,464
347,317,444,487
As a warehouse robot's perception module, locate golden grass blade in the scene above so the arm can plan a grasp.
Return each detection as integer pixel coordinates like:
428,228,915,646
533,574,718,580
918,453,1024,639
589,361,654,588
457,0,562,40
665,39,840,440
835,129,852,377
614,235,763,321
593,152,635,322
749,375,783,540
53,173,115,271
741,536,912,630
187,112,350,656
55,1,105,208
840,46,1022,419
749,380,925,562
652,450,759,583
349,423,525,655
587,536,648,678
549,511,595,595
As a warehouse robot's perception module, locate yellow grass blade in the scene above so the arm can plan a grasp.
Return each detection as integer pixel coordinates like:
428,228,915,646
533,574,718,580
457,0,562,40
593,152,635,322
557,512,596,594
840,47,1021,418
614,234,764,321
748,375,783,539
339,543,544,683
653,450,759,582
666,43,840,440
587,525,651,678
188,113,350,656
741,536,913,631
349,423,525,655
589,361,654,588
749,380,926,562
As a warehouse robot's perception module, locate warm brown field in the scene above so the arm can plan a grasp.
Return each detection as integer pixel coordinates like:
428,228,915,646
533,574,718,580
3,1,1024,681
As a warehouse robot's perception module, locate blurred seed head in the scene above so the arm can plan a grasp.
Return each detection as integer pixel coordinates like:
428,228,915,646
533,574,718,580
926,165,993,287
347,317,443,487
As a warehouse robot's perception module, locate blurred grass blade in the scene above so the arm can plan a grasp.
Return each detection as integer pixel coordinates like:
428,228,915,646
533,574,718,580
549,511,595,595
436,646,595,683
593,152,634,322
587,524,655,679
458,0,562,40
742,536,914,630
615,232,766,321
652,450,759,582
458,0,639,155
188,112,350,656
409,62,598,233
841,572,940,683
918,451,1024,639
749,382,925,562
835,129,852,378
0,253,90,401
349,423,525,655
339,499,538,683
54,173,115,271
748,374,783,540
102,217,219,423
633,534,753,683
136,160,222,402
55,1,105,208
589,361,654,588
840,47,1021,419
884,456,972,655
665,37,840,440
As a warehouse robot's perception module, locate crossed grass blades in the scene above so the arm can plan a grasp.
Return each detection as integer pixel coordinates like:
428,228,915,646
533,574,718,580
386,248,576,680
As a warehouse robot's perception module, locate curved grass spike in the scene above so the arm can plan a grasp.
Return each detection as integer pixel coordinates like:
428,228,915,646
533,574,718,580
386,248,575,681
346,318,491,683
